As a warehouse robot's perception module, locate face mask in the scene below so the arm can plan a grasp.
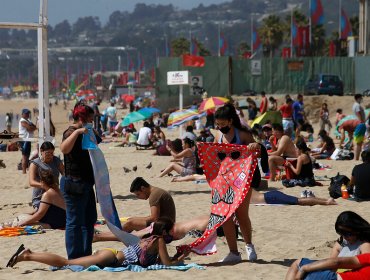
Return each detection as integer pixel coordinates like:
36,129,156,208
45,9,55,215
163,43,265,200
84,123,93,129
219,126,231,134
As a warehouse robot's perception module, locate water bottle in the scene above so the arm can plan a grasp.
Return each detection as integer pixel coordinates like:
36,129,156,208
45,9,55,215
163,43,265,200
341,185,349,199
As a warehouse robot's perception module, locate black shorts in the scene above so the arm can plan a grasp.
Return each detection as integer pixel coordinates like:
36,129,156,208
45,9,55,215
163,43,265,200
19,141,31,156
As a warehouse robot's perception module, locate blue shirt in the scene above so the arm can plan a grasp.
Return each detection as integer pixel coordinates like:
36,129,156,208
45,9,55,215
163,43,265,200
293,101,304,122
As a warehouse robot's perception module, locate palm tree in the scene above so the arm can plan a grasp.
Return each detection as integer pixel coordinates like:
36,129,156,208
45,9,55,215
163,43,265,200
259,15,285,58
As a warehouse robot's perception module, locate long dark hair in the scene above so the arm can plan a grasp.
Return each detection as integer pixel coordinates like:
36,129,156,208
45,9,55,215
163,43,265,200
183,137,195,148
142,217,174,239
215,103,248,132
40,141,55,151
318,130,334,146
335,211,370,244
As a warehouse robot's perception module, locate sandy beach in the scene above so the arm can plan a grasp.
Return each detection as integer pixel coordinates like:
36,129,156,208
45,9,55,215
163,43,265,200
0,95,369,279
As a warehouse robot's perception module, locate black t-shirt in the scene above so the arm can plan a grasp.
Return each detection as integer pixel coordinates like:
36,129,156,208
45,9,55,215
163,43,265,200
352,163,370,199
62,126,94,184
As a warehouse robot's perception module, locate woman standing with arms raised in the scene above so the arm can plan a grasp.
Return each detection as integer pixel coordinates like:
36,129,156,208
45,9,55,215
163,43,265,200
214,103,268,263
60,101,101,259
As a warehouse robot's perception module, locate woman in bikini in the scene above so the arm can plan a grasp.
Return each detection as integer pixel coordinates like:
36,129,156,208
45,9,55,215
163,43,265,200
7,217,189,268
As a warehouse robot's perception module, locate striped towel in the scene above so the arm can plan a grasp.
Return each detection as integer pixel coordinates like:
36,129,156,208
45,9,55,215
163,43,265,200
50,263,205,272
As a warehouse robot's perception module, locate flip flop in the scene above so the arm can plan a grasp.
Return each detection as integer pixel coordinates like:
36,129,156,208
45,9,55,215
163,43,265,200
6,244,25,268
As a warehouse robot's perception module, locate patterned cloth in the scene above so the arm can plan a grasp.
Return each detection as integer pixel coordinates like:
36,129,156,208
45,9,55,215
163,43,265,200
50,263,205,272
0,226,45,237
177,142,258,255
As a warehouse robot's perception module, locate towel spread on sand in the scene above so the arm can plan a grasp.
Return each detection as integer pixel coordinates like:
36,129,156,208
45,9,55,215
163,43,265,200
177,143,257,255
50,263,205,272
0,226,45,237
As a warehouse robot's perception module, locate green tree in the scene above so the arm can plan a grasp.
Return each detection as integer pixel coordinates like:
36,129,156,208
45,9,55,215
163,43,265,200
259,15,284,57
171,37,190,57
311,24,326,56
236,42,251,58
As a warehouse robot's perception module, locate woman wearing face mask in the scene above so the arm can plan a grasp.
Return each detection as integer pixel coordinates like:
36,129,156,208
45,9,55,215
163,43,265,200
29,141,64,210
60,101,101,260
7,218,190,269
213,103,269,263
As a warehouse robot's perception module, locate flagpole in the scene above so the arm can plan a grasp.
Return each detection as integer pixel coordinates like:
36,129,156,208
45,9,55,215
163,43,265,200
218,23,221,57
251,15,254,55
339,0,342,39
189,30,192,54
291,9,294,58
309,0,312,46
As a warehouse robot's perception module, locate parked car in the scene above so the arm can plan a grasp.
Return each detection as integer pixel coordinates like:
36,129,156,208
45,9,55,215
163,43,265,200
304,74,344,96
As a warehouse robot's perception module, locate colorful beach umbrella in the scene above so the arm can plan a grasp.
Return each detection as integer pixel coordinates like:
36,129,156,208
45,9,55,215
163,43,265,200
120,111,147,126
198,97,229,111
167,108,205,127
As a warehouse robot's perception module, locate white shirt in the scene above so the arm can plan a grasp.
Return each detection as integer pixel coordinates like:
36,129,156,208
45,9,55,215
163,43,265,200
352,102,365,122
137,127,152,145
106,106,117,122
18,117,34,138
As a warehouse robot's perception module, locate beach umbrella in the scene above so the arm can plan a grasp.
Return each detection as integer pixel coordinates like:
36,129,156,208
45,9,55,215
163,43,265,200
167,108,205,127
120,111,148,126
198,97,229,111
138,107,160,116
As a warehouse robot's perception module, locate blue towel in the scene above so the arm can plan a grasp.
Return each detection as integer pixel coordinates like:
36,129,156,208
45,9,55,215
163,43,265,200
50,263,205,272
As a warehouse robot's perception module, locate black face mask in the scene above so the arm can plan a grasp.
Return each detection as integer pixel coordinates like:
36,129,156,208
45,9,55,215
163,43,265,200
219,126,231,134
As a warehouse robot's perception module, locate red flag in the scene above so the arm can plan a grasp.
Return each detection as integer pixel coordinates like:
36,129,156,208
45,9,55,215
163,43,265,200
134,71,140,85
282,47,291,58
182,54,205,67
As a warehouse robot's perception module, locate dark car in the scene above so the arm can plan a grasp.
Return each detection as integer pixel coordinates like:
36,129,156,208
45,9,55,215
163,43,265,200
304,74,344,96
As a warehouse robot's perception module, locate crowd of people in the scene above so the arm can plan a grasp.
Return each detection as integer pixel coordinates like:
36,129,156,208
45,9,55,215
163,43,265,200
2,91,370,279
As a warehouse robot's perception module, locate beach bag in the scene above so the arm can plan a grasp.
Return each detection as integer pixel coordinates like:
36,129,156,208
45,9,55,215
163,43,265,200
284,159,297,180
328,173,350,199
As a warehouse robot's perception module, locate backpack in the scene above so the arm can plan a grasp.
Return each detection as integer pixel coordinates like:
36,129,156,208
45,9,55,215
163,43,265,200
328,173,350,199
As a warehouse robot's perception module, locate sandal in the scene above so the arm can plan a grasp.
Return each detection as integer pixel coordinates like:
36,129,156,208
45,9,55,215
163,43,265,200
6,244,25,267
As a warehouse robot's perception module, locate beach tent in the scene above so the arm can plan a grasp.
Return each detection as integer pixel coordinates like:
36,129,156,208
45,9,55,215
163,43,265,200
251,111,282,127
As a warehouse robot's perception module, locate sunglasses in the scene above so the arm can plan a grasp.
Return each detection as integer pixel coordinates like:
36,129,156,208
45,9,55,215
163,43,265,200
217,151,241,161
336,230,356,237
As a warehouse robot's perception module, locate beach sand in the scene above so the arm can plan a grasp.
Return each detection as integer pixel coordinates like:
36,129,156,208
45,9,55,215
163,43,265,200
0,95,369,279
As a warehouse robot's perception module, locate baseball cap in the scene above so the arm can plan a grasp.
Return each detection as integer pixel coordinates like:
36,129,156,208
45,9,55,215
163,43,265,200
22,108,31,114
262,124,272,130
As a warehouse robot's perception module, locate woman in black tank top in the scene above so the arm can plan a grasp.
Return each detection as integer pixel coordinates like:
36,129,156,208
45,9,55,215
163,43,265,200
283,138,315,187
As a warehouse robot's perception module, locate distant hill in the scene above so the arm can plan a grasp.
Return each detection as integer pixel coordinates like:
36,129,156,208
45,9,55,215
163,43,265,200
0,0,359,84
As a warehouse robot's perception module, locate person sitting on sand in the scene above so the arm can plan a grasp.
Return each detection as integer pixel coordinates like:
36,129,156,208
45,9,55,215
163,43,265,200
285,211,370,280
171,174,336,206
94,177,176,243
136,121,153,149
268,123,298,181
6,218,190,269
152,126,166,148
349,150,370,201
282,138,315,188
14,169,66,229
158,137,196,178
29,141,64,209
310,130,336,159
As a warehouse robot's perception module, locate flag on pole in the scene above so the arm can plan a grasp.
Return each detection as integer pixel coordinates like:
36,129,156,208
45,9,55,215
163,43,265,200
165,39,170,57
292,17,299,46
127,54,134,71
252,25,261,51
340,8,353,39
137,52,145,71
182,54,205,67
191,37,199,55
219,32,228,56
310,0,324,25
